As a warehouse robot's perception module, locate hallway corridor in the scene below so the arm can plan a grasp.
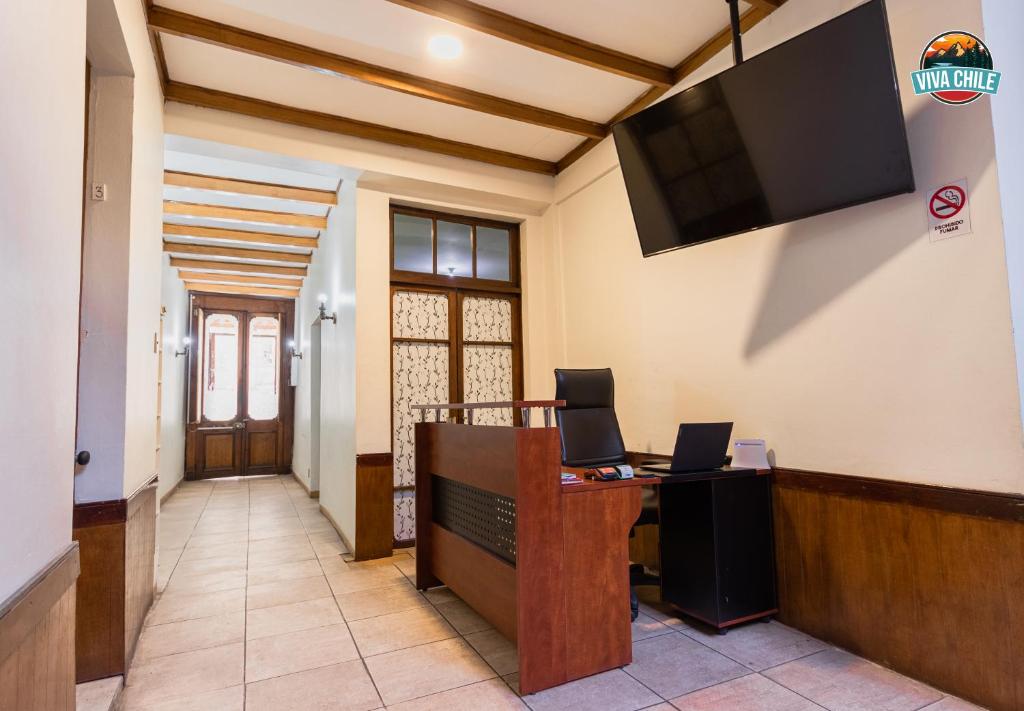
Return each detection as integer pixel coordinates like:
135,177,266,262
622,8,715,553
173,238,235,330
119,476,984,711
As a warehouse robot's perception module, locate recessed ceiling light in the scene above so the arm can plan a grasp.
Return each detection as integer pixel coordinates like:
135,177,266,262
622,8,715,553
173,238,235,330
428,34,463,60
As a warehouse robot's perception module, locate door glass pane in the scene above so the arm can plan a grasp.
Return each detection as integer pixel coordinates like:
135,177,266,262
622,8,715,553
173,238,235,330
436,221,472,277
476,226,510,281
393,214,433,273
248,316,280,420
202,313,238,421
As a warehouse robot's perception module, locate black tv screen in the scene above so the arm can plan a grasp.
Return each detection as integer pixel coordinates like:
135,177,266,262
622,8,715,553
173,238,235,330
613,0,914,256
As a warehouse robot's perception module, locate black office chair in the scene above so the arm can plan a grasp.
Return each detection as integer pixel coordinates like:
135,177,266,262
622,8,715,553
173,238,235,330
554,368,658,621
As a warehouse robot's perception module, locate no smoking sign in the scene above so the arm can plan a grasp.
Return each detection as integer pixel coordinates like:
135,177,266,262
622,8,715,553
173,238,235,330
927,178,972,242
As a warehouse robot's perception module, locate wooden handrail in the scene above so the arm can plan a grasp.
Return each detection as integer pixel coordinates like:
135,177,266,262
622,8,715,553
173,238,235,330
410,400,564,410
411,400,565,426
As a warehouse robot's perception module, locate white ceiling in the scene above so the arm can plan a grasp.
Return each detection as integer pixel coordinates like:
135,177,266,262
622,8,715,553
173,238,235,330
156,0,754,164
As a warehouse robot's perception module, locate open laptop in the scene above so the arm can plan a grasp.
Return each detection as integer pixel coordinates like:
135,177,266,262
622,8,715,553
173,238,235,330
639,423,733,474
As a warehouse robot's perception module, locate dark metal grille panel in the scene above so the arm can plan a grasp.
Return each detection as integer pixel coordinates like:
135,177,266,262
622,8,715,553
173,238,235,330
432,475,516,564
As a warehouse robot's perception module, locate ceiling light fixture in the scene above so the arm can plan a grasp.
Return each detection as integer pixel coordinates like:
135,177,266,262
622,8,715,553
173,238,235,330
428,34,463,60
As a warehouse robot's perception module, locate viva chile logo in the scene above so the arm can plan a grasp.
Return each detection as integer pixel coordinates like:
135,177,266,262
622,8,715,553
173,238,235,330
911,32,1000,105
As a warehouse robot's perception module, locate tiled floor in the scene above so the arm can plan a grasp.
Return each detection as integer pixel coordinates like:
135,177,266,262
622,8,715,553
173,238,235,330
123,475,987,710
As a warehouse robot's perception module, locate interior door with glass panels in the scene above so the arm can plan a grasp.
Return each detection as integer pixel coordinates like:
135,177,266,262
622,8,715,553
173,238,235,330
390,206,522,543
186,294,294,480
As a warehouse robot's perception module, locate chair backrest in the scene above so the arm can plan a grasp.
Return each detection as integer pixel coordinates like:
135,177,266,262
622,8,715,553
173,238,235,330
554,368,627,468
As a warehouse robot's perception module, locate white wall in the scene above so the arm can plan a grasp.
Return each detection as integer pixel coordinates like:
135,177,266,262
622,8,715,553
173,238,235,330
983,0,1024,432
295,183,359,540
0,0,86,602
117,0,165,497
76,0,165,503
158,257,189,500
549,0,1024,494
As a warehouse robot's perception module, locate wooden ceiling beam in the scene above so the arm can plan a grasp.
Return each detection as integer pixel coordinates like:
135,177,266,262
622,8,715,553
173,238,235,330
163,223,318,249
185,282,299,298
383,0,674,87
745,0,783,11
179,271,302,287
149,7,605,139
163,241,312,264
164,170,338,205
164,200,328,228
557,4,777,172
164,82,558,175
168,257,307,277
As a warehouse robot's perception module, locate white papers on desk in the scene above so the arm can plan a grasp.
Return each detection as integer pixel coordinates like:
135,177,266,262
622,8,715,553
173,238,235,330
733,439,769,470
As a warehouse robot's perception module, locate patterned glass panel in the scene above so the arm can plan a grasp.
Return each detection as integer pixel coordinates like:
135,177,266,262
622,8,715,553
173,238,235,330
463,345,513,426
392,291,449,340
394,490,415,542
462,296,512,343
392,342,450,489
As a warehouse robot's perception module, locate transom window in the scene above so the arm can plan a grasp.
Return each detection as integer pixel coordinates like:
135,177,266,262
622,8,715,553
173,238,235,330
391,206,519,287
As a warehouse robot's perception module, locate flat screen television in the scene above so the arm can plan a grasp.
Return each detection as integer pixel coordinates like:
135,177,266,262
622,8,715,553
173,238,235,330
612,0,914,257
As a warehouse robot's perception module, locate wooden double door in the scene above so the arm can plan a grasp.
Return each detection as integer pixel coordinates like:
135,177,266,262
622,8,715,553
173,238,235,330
185,294,294,480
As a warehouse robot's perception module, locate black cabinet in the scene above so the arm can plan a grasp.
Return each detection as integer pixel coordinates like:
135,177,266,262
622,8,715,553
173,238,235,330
658,468,777,632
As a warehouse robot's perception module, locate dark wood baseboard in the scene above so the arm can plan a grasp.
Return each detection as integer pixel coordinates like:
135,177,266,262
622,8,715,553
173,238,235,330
772,467,1024,711
73,481,157,682
356,453,393,561
0,544,80,710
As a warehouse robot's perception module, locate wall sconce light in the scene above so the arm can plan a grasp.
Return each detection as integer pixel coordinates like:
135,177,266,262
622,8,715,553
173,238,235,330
175,336,191,358
317,294,337,324
288,338,303,359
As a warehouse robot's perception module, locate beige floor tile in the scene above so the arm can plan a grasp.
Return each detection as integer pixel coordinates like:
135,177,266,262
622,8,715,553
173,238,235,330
422,586,458,605
312,537,349,557
120,685,243,711
246,597,343,640
632,612,673,642
163,568,246,595
247,558,324,585
246,574,332,610
464,628,519,675
680,621,828,671
396,556,417,579
335,580,430,621
522,669,662,711
124,642,243,706
76,675,122,711
920,698,988,711
135,611,244,660
349,605,457,657
248,546,317,568
171,554,247,577
343,553,412,570
186,530,249,547
434,598,493,634
670,673,822,711
387,678,527,710
318,555,351,575
178,540,248,562
764,649,943,711
625,632,750,699
248,533,309,552
246,659,382,711
302,517,338,534
325,565,407,595
146,588,245,626
249,522,308,540
245,623,360,682
364,637,495,706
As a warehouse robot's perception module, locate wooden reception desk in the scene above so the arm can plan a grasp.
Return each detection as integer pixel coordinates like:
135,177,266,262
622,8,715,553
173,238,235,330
413,401,646,695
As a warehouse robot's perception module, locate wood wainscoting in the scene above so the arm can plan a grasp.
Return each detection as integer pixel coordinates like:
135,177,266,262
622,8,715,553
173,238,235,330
73,481,157,682
772,468,1024,711
355,453,394,561
0,544,80,710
